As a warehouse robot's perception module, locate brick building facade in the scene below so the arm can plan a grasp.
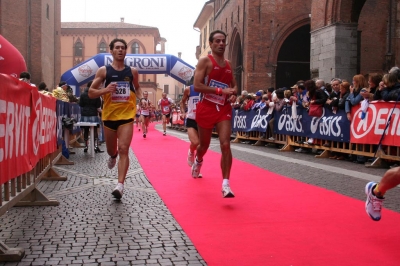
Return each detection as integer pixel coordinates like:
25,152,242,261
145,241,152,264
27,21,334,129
0,0,61,89
202,0,399,93
61,20,165,100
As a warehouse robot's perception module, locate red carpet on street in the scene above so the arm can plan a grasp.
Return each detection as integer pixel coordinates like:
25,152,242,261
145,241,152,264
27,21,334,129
131,123,400,266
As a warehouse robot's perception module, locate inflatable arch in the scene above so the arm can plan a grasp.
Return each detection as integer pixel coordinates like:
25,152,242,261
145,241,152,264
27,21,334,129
60,53,195,96
0,35,27,78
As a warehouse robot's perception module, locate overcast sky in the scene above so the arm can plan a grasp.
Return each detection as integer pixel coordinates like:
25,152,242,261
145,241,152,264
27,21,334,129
61,0,207,67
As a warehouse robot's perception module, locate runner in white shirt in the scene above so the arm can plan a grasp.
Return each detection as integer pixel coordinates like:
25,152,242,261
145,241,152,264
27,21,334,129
180,82,202,178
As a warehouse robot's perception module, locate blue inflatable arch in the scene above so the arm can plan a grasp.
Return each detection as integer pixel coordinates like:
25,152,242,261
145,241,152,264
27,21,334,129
60,53,194,96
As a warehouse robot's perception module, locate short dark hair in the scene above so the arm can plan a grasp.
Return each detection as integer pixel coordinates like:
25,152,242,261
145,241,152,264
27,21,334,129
109,38,127,50
209,30,227,43
38,82,47,91
59,81,67,87
369,73,383,87
267,87,275,93
20,72,31,79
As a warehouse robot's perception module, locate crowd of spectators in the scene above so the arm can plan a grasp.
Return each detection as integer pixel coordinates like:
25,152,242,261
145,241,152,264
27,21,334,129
230,67,400,165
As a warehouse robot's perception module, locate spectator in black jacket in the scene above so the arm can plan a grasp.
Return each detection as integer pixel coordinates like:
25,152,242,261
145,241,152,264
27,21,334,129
380,69,400,102
79,81,103,153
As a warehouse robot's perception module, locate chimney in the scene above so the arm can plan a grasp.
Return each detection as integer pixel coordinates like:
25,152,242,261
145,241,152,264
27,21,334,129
121,17,124,22
178,52,182,58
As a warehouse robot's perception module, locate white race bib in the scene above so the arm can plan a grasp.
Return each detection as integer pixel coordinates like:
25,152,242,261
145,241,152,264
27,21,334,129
111,81,130,102
203,79,228,105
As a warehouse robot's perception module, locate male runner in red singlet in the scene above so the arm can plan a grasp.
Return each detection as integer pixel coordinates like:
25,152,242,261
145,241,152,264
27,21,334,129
193,30,237,198
158,92,174,136
89,38,141,200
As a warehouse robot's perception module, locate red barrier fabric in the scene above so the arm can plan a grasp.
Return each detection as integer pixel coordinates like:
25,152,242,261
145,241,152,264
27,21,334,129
350,101,400,146
0,74,57,184
171,111,184,125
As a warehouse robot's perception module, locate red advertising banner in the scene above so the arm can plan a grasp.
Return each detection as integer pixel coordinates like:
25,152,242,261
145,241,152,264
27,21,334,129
350,101,400,146
0,74,57,185
171,111,184,125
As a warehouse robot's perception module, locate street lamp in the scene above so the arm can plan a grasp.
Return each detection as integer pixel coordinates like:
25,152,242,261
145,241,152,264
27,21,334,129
385,53,393,71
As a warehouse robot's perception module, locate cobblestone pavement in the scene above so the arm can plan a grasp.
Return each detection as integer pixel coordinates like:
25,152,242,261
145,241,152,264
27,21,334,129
0,146,206,266
1,124,399,266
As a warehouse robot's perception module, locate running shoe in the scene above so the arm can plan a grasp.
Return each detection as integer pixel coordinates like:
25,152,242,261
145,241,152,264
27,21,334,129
187,150,195,167
295,148,307,153
163,131,166,136
222,185,235,198
112,183,124,199
143,133,146,138
107,153,118,169
365,182,384,221
191,159,202,178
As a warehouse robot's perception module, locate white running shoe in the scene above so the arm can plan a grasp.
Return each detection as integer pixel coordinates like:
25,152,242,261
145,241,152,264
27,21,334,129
187,150,195,167
365,182,383,221
107,153,118,169
191,159,202,178
112,183,124,199
222,185,235,198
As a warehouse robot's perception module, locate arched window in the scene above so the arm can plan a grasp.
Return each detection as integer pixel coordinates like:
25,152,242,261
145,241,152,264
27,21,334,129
99,42,107,53
131,42,140,54
74,41,83,56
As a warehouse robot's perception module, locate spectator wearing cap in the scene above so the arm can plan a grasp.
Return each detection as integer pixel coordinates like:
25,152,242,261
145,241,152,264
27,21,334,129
251,91,268,110
252,91,265,110
52,81,70,102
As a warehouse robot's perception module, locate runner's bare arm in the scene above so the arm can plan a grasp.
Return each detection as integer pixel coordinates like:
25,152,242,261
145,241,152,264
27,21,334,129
193,56,214,93
180,87,190,118
131,67,142,99
88,66,116,99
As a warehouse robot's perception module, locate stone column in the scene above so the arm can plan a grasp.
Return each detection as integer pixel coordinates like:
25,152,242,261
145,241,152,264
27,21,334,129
310,23,358,82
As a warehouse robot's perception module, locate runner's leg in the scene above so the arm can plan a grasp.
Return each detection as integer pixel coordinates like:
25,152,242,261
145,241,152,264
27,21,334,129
116,122,133,184
104,126,117,157
215,119,232,179
196,126,213,161
187,128,199,153
374,167,400,196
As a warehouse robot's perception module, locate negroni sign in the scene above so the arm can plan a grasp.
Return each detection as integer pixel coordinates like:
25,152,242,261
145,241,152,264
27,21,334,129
105,55,167,71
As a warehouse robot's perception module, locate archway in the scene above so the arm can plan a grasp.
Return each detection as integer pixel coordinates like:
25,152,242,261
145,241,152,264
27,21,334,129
229,29,243,93
275,25,310,89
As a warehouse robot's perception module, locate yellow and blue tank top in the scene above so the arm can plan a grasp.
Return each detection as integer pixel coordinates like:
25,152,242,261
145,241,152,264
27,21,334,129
102,65,137,121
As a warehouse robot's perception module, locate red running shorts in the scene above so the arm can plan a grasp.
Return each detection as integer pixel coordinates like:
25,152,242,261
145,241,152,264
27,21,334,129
196,100,232,129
